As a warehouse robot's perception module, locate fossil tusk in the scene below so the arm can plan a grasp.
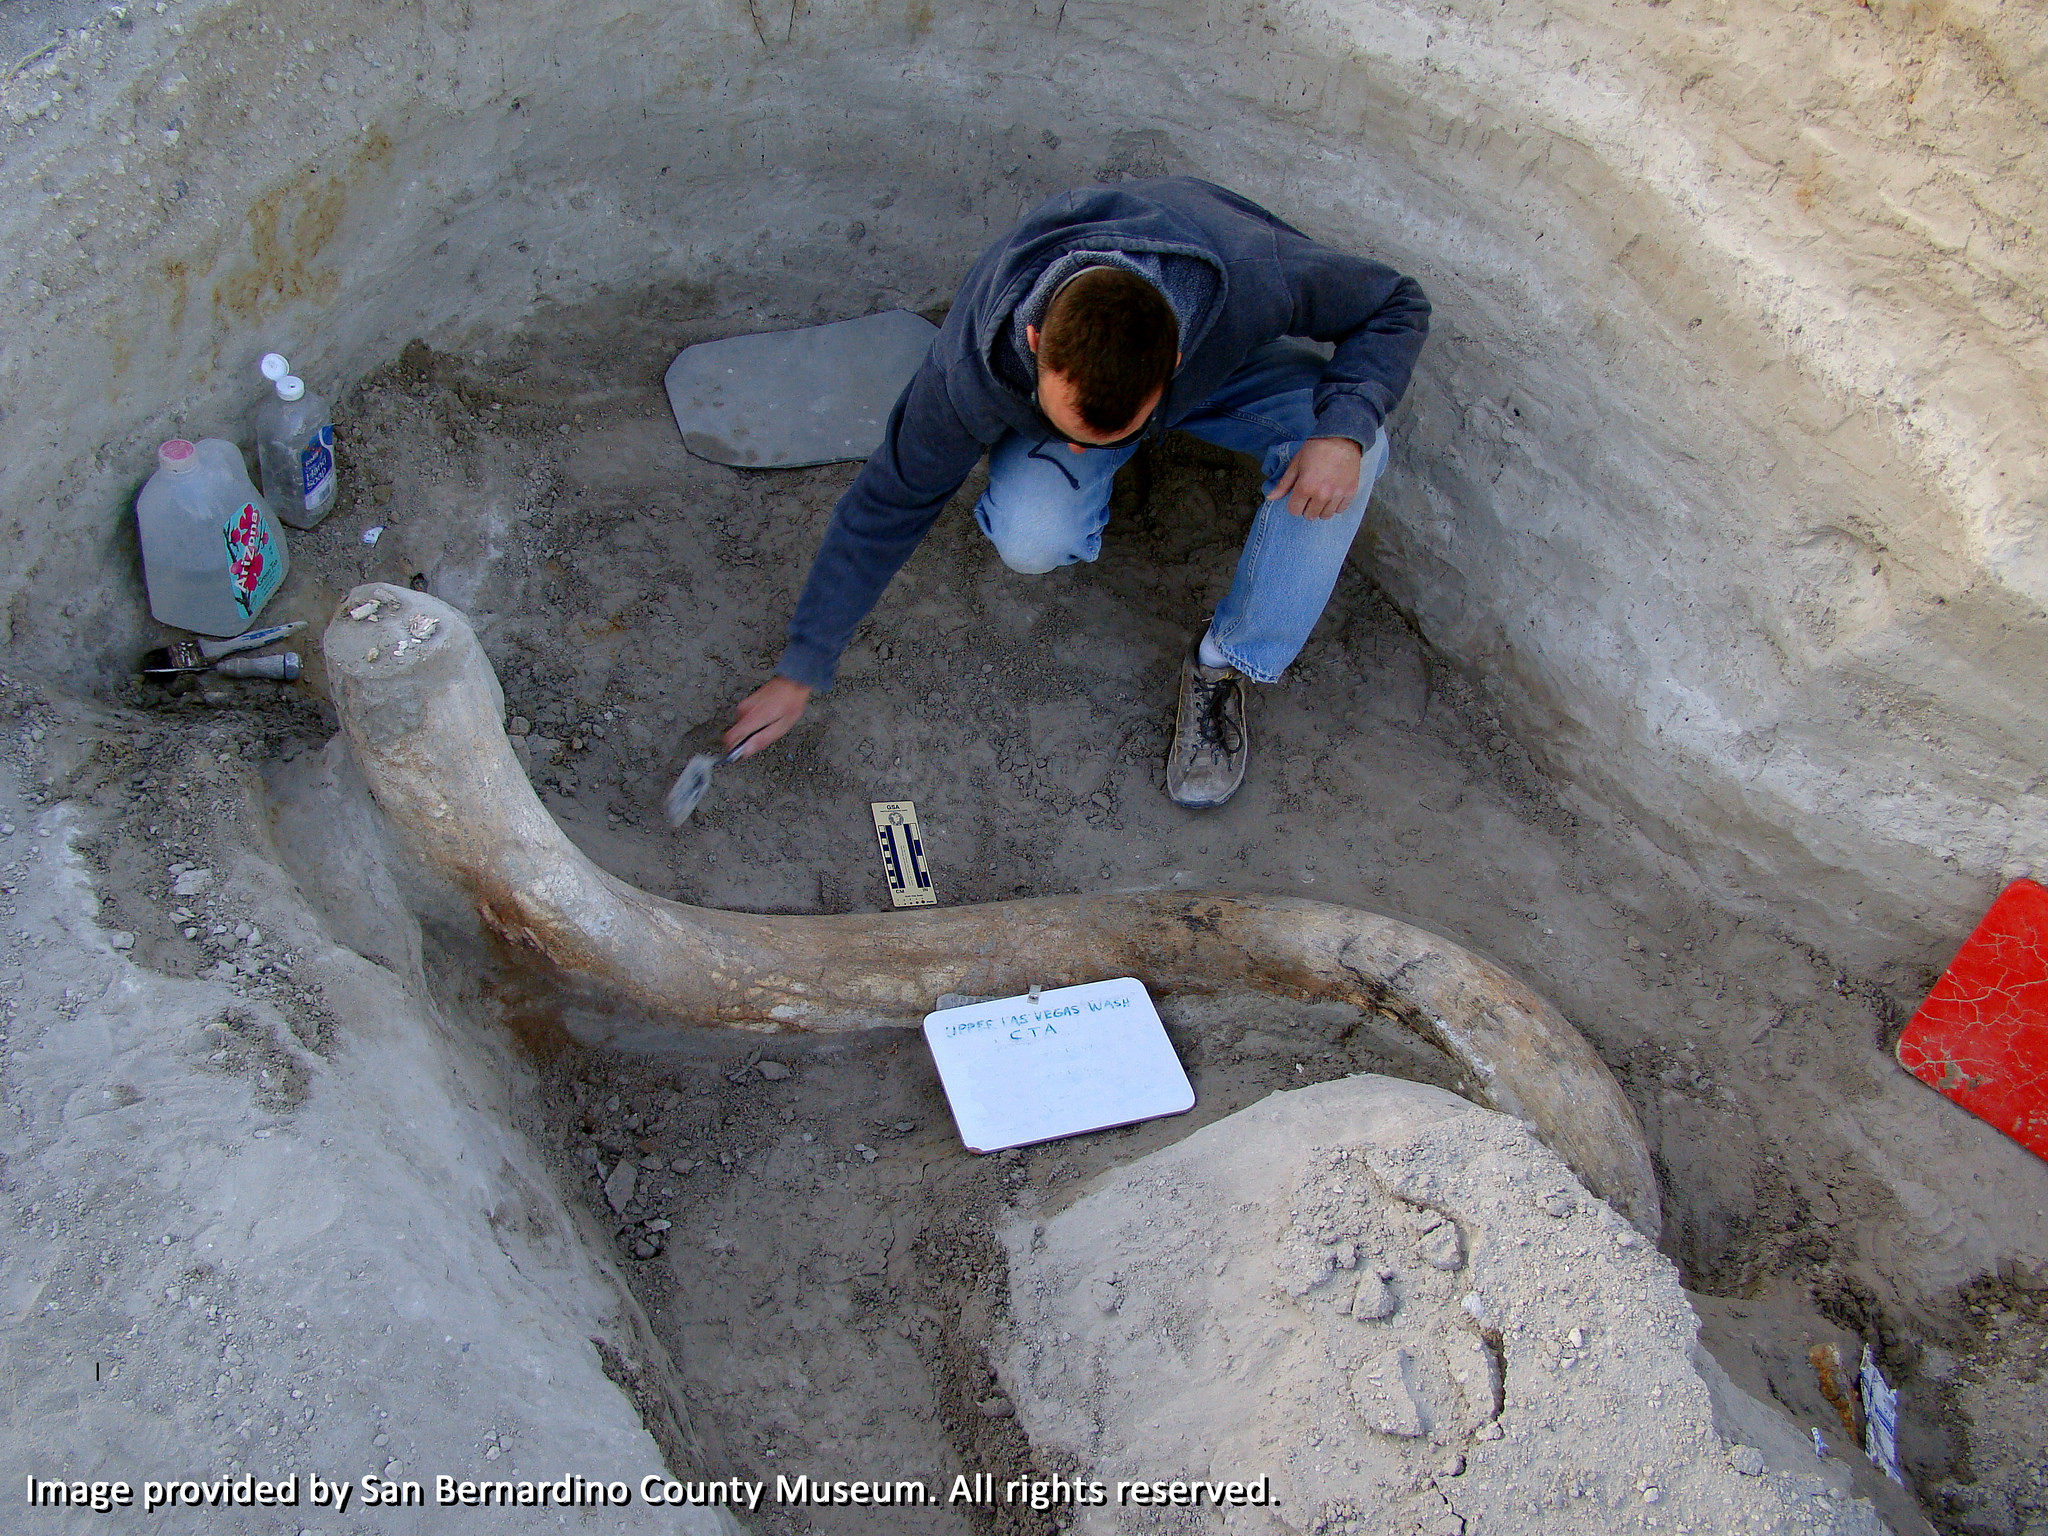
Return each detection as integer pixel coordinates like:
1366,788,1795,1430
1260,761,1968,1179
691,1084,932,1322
327,584,1661,1237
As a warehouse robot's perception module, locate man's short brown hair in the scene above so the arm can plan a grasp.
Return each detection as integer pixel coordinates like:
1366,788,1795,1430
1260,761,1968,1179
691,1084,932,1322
1037,267,1178,433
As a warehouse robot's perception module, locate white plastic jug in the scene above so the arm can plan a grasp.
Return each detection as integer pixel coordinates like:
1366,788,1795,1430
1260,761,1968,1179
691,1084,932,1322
135,438,290,636
254,353,337,528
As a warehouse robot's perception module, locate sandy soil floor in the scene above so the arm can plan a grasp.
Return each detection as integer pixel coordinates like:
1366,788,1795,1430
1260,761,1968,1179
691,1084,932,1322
1002,1074,1890,1536
93,304,2046,1535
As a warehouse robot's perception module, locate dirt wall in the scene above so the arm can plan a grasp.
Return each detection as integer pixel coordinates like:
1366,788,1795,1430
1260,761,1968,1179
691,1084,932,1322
0,0,2041,971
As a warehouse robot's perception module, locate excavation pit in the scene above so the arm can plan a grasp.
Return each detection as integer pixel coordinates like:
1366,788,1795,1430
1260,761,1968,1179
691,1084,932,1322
226,322,1988,1534
2,2,2045,1533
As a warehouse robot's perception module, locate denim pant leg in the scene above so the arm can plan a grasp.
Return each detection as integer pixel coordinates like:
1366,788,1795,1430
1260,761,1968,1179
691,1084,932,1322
1177,340,1391,682
975,433,1141,574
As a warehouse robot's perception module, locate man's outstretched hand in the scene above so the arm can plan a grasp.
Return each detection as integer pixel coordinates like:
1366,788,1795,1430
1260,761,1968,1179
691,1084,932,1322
1271,436,1364,520
725,676,812,757
724,445,1360,756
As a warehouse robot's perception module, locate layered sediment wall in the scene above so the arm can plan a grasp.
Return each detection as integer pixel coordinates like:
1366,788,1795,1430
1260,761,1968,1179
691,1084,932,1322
1,0,2042,971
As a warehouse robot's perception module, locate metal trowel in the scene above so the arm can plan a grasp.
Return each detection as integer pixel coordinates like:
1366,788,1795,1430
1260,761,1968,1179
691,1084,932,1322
664,724,770,825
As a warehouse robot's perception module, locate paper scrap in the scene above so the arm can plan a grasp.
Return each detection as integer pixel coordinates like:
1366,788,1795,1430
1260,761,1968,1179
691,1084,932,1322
922,978,1194,1152
1858,1345,1903,1485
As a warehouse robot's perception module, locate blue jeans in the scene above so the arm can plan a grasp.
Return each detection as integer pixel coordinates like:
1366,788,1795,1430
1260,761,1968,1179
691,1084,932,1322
973,339,1391,682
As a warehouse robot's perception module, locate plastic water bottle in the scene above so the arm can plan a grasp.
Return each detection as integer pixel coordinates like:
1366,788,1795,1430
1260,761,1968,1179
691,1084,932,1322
135,438,290,636
254,352,337,528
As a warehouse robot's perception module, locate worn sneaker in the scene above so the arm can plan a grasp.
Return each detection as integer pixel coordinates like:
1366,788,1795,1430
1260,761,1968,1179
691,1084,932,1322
1165,638,1248,808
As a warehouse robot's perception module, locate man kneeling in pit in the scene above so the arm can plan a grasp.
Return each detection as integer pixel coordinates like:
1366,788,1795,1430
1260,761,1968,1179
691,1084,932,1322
725,176,1430,808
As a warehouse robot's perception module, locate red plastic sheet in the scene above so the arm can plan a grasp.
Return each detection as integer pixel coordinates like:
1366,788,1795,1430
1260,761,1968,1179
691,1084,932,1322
1896,878,2048,1159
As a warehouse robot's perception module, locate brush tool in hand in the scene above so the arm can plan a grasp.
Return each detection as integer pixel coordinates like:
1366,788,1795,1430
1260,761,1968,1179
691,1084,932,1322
140,620,306,674
664,723,770,825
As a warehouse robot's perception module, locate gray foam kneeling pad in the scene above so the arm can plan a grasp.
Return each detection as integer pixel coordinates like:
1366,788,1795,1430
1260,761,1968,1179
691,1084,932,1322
664,309,938,468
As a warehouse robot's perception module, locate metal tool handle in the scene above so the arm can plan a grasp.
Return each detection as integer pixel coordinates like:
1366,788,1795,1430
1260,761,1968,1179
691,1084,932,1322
719,722,773,765
212,651,302,681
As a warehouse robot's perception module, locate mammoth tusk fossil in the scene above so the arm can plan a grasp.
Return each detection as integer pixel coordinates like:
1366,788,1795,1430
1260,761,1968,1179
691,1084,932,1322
327,584,1661,1237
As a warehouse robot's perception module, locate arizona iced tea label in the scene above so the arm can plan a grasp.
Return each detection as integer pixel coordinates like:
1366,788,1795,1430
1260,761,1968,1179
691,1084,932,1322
223,502,285,616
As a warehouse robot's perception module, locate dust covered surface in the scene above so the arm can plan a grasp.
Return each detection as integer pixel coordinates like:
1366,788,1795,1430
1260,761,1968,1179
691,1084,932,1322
500,990,1468,1536
0,670,728,1534
1001,1074,1898,1535
10,298,2039,1532
301,318,2044,1535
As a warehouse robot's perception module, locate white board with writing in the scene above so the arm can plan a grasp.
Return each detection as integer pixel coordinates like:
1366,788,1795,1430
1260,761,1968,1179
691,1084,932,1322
922,977,1194,1153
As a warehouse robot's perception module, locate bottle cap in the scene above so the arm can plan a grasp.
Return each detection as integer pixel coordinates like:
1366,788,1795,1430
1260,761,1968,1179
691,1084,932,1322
277,376,306,402
259,353,290,382
158,439,198,472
